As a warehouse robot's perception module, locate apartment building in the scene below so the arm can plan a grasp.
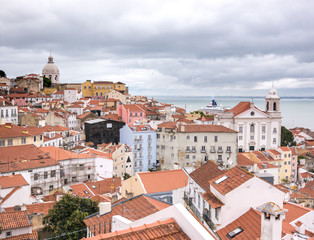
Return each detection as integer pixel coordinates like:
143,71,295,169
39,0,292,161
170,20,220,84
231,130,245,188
156,123,238,170
0,98,18,125
120,124,156,173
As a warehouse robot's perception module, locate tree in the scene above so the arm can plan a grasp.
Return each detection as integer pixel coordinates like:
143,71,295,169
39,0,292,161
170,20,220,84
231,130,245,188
0,70,6,78
281,126,296,147
43,76,52,88
43,194,99,240
123,172,131,180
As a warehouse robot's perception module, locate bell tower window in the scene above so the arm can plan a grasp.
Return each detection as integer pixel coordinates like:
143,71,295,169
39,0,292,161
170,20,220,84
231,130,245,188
266,101,269,111
273,102,277,111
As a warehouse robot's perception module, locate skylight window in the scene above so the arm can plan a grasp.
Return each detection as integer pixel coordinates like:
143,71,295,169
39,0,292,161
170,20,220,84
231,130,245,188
91,185,96,189
84,190,89,194
214,175,228,184
227,227,243,239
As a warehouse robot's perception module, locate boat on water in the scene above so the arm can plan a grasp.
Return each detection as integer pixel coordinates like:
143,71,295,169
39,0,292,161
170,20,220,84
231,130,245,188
198,99,230,114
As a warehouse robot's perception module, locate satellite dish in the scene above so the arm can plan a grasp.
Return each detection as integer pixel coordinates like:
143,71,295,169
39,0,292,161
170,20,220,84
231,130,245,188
228,158,233,165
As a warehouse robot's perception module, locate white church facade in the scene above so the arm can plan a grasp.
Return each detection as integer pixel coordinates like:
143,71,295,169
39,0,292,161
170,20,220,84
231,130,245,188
215,85,282,152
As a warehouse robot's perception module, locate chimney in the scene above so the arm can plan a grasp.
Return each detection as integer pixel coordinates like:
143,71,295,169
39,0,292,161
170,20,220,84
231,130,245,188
99,202,111,215
21,204,27,211
257,202,287,240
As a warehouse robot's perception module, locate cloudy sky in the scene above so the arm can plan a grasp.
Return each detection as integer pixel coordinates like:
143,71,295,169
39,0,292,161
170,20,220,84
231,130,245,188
1,0,314,96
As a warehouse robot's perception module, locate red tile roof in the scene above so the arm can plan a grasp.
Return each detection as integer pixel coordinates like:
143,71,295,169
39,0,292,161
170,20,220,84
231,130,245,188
0,145,59,173
40,146,93,161
178,124,237,133
237,154,254,166
201,191,224,208
0,174,28,189
283,201,312,223
137,169,188,194
84,195,171,234
5,230,38,240
123,104,145,112
157,121,177,129
5,201,55,215
229,102,251,116
0,211,31,230
217,208,261,240
209,167,254,195
83,218,189,240
189,161,225,192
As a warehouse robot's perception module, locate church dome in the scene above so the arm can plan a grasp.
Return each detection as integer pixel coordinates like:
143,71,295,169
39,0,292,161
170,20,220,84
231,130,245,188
42,55,59,74
42,55,60,84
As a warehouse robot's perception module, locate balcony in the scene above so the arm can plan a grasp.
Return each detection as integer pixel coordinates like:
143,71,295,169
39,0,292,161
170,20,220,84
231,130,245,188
185,149,191,153
217,148,223,153
183,192,201,220
203,210,216,230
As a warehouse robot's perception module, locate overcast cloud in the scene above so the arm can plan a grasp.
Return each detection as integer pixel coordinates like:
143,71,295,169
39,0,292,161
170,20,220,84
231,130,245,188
1,0,314,96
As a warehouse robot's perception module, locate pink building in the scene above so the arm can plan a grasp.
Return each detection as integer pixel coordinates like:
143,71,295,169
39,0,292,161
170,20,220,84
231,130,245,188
117,104,146,125
290,146,298,183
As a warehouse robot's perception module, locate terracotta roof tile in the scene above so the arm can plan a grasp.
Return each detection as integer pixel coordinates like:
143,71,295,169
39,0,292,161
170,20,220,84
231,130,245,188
83,218,189,240
5,230,38,240
123,104,145,112
40,146,93,161
84,195,170,234
229,102,251,116
0,211,31,230
137,169,188,194
189,161,225,192
217,208,261,240
0,174,28,189
5,201,55,215
283,201,312,223
237,154,254,166
201,191,224,208
157,121,177,129
178,124,237,133
0,145,59,173
209,167,254,195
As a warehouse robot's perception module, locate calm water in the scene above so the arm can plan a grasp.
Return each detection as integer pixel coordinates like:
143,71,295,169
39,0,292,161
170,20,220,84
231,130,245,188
151,96,314,130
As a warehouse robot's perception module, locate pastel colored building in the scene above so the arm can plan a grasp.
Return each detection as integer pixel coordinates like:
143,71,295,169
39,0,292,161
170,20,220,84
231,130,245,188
120,124,156,174
117,104,146,125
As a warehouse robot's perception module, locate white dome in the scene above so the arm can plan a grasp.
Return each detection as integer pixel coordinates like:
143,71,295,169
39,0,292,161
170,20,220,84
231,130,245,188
42,56,59,75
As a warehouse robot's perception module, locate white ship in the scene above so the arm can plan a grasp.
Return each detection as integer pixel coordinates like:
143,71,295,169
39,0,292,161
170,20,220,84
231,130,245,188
199,99,229,114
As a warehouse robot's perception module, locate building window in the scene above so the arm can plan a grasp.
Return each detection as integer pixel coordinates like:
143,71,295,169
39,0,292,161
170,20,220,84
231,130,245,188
204,136,207,142
239,126,243,133
192,146,196,153
214,136,218,142
217,146,223,153
22,138,26,144
226,146,231,153
0,140,5,147
49,185,54,191
194,136,197,142
250,135,254,140
239,135,243,140
186,155,189,159
186,135,190,140
34,173,39,181
201,146,206,152
210,146,215,153
51,170,56,178
7,139,13,146
44,172,48,179
262,135,265,140
273,128,277,134
6,232,12,237
262,126,266,134
273,138,276,144
186,146,190,152
250,124,255,133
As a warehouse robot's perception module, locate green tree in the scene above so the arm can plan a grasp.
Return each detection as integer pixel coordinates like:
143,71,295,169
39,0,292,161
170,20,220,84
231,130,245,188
43,194,99,240
0,70,6,78
281,126,296,147
43,76,52,88
123,172,131,180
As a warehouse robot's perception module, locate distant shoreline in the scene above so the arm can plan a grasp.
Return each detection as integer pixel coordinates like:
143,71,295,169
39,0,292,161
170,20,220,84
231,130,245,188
149,95,314,99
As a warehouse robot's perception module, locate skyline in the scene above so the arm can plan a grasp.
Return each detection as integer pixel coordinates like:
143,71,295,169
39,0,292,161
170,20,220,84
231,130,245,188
1,0,314,96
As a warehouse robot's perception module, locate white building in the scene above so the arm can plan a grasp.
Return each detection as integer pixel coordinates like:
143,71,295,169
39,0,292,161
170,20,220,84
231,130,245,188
0,98,18,125
215,85,282,152
184,162,285,232
64,88,80,103
157,123,238,170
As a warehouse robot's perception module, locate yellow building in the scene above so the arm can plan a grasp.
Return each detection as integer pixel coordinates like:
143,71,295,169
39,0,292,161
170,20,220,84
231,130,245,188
277,147,292,182
58,83,82,92
82,80,126,98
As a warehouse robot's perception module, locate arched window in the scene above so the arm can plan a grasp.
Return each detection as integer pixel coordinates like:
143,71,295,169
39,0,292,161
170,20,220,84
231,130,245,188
250,124,255,133
266,101,269,111
273,102,277,111
49,75,52,80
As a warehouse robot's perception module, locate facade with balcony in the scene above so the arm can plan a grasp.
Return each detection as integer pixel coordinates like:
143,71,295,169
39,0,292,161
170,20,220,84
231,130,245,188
120,124,156,174
0,100,18,125
156,123,238,170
